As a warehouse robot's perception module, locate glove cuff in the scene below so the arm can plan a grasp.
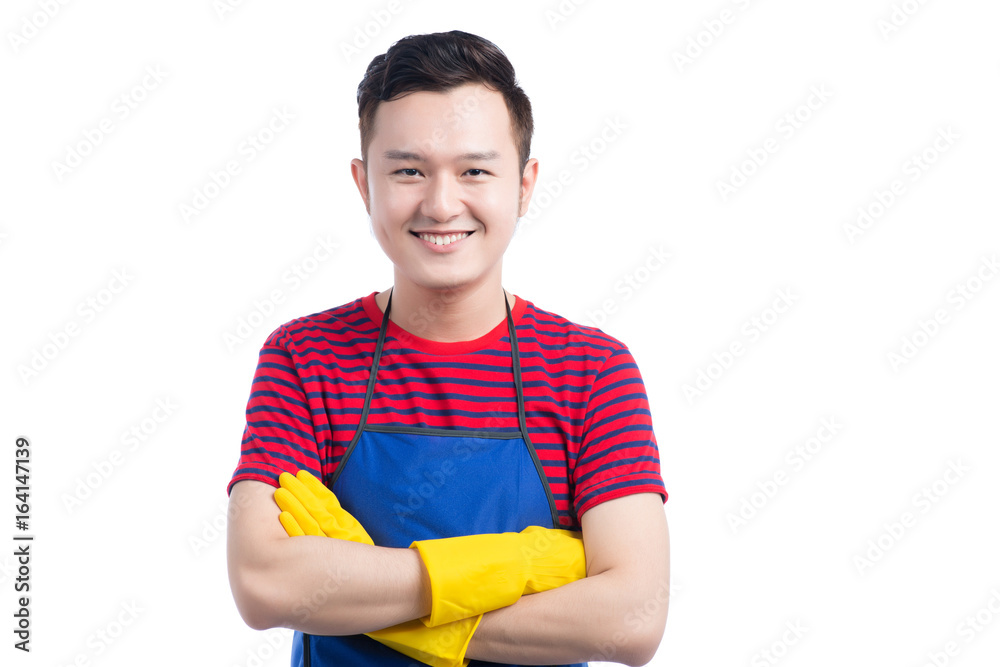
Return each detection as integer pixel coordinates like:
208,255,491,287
411,533,527,627
367,615,481,667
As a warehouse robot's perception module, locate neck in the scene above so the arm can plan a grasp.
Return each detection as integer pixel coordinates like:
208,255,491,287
376,280,515,343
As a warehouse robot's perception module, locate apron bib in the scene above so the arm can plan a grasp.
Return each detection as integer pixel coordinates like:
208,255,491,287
290,288,584,667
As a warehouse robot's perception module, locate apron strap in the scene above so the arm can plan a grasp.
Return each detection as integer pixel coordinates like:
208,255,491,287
332,287,393,485
505,290,529,433
506,290,560,528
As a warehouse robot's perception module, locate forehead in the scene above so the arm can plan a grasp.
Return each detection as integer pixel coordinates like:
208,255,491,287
370,82,514,160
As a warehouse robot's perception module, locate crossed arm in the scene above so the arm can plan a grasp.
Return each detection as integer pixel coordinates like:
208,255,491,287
227,480,669,666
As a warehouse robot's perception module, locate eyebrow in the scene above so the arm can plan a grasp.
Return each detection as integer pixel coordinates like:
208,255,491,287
382,149,501,162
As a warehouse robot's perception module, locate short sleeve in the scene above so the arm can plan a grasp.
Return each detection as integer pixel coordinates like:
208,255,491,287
227,326,323,495
572,345,667,517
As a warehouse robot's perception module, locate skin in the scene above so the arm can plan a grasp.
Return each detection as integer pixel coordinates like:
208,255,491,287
227,81,670,666
350,82,537,342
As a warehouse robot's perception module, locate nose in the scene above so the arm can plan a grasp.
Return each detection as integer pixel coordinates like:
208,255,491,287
420,173,464,223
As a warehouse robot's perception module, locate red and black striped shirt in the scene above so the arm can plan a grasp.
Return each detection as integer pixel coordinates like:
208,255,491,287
228,291,667,528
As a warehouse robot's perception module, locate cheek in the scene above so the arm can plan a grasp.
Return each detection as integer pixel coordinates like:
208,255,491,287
473,185,519,217
371,182,417,220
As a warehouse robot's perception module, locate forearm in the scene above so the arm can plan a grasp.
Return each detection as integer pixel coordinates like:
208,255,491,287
465,568,669,666
253,537,430,634
227,481,431,635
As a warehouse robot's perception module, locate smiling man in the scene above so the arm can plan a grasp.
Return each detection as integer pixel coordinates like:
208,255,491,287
226,30,670,667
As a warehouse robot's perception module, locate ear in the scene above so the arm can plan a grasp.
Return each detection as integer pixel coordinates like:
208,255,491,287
350,158,370,214
517,158,539,218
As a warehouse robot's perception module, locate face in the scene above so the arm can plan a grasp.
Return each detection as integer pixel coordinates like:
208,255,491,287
351,82,538,296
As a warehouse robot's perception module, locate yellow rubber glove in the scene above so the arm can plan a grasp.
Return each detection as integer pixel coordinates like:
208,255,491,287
274,470,373,544
363,616,480,667
274,470,478,667
411,525,587,627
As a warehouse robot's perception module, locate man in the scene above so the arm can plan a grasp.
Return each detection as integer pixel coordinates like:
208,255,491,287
227,30,669,666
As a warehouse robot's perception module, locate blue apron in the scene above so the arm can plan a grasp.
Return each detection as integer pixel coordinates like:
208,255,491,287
290,288,586,667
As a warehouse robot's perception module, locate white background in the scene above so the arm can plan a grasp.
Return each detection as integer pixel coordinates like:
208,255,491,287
2,1,999,666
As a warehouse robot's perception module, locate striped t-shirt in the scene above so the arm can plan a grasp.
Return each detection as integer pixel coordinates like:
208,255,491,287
228,291,667,529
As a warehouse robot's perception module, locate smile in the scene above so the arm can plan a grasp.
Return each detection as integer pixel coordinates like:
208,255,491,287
413,231,472,247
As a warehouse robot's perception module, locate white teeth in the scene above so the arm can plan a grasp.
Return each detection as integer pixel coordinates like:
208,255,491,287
418,232,470,246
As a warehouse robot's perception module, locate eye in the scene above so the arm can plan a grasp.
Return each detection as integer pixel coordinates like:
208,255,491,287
394,168,420,177
466,169,489,177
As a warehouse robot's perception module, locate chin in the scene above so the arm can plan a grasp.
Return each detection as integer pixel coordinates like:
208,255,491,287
409,273,475,293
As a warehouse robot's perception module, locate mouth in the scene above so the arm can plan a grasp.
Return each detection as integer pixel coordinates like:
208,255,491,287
410,230,474,248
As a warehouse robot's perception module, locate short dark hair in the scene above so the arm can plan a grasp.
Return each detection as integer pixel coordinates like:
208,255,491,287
357,30,533,175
